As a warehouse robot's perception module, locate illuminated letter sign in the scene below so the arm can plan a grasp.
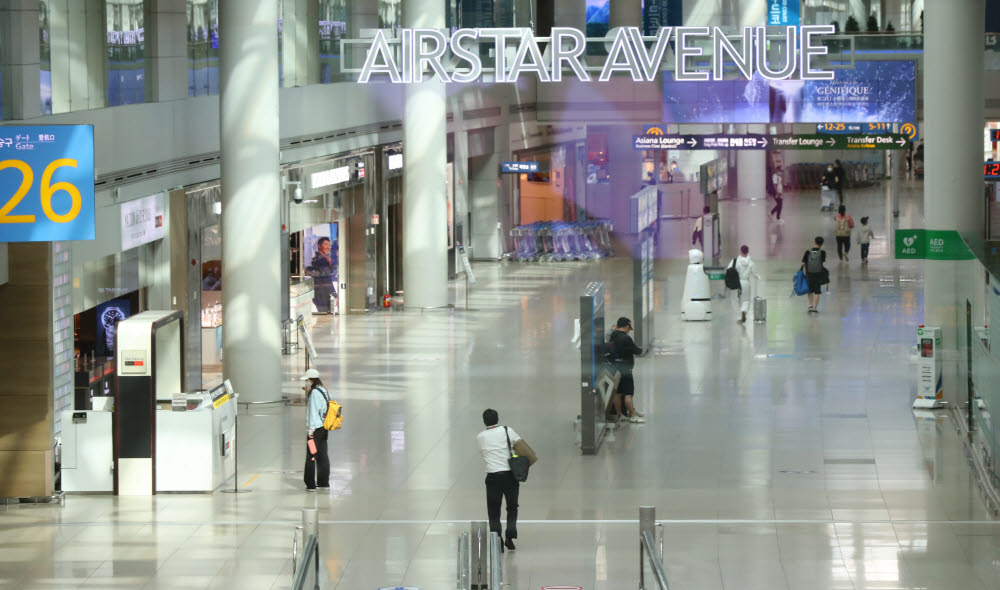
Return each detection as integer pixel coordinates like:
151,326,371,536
0,125,95,242
356,26,835,84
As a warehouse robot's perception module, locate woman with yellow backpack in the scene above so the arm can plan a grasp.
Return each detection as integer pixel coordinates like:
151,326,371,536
301,368,341,491
834,205,855,262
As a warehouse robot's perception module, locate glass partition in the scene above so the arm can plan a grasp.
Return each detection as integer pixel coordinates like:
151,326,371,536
39,2,51,115
187,0,219,96
319,0,348,83
105,0,146,106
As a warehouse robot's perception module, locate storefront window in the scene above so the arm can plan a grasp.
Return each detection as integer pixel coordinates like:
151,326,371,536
105,0,146,106
187,0,219,96
319,0,348,83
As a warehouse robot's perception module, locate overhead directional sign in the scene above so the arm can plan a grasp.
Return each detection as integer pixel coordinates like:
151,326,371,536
817,123,891,135
635,133,909,151
501,161,539,173
634,134,769,151
771,133,909,150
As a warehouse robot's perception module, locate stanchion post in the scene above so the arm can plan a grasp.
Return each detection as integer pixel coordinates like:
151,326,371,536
222,393,250,494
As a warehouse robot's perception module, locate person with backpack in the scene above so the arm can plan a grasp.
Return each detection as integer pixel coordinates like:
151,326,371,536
834,205,855,261
857,216,874,264
801,236,828,313
301,368,334,491
727,245,760,323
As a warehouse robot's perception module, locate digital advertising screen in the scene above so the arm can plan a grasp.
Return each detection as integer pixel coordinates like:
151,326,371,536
663,61,916,124
96,298,131,358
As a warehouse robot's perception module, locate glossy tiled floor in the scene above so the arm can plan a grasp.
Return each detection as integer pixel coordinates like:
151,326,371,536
2,179,999,589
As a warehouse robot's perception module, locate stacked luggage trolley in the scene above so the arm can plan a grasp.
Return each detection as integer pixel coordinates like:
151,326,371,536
506,220,615,262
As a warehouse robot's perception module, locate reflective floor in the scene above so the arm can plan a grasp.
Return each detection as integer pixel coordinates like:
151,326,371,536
2,180,999,589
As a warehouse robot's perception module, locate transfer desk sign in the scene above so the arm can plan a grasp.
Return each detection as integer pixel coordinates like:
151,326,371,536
0,125,95,242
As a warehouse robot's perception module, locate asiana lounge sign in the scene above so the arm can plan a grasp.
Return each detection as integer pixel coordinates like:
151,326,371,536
358,25,836,84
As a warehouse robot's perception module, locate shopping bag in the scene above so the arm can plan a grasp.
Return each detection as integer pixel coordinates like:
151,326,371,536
792,270,809,296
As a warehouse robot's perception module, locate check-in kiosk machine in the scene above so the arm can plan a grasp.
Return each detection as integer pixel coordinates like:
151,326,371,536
914,325,945,409
115,311,184,495
60,310,238,494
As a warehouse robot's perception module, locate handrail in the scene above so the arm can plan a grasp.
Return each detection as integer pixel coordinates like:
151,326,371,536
291,534,320,590
639,506,671,590
488,532,503,589
456,531,470,590
640,531,671,590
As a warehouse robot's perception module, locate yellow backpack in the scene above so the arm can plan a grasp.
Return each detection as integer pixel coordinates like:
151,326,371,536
318,388,343,431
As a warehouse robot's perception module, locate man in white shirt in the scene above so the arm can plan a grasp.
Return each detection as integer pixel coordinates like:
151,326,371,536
476,408,520,551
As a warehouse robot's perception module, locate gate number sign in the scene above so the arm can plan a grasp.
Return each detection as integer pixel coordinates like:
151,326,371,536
0,125,95,242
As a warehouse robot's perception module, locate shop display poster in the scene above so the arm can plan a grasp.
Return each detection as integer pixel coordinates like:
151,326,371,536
96,298,131,358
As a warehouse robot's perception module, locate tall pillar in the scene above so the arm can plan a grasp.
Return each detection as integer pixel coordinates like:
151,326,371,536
402,0,448,309
553,0,586,30
219,0,282,402
281,0,320,87
145,0,188,102
610,0,642,29
923,0,984,407
0,0,42,120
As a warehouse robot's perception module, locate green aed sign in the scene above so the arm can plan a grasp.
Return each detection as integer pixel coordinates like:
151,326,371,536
895,229,974,260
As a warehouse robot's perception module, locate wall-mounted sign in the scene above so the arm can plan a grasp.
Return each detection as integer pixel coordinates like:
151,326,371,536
310,166,350,189
388,153,403,170
767,0,799,27
895,229,974,260
121,192,166,251
357,25,835,84
817,123,891,135
501,161,539,173
0,125,95,242
635,133,908,150
120,349,148,375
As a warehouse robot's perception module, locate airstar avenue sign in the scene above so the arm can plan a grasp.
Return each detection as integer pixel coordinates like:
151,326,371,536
358,25,836,84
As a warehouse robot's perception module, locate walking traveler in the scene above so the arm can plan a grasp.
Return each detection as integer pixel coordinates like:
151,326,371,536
302,368,332,490
729,245,760,323
857,216,874,264
801,237,828,313
609,317,645,423
833,159,846,204
477,409,537,552
770,167,784,220
692,206,711,250
834,205,855,261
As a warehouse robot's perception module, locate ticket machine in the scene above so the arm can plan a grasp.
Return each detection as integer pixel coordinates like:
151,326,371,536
913,325,945,409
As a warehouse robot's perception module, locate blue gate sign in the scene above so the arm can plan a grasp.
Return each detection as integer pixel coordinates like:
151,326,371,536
767,0,799,27
501,161,539,173
0,125,95,242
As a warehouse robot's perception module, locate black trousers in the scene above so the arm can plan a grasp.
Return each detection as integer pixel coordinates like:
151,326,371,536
304,428,330,489
861,243,870,261
770,196,783,219
485,471,519,540
836,236,851,259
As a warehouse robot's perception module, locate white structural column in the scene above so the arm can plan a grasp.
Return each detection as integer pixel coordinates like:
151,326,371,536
281,0,319,87
47,0,104,113
609,0,642,28
146,0,188,102
402,0,448,309
737,124,767,201
0,0,42,120
923,0,984,406
553,0,586,29
219,0,282,403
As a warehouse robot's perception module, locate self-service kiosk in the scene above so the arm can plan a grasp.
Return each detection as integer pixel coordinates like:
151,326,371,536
61,310,237,494
914,325,945,409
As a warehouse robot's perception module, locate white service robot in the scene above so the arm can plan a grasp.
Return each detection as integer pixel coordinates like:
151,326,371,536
681,249,712,321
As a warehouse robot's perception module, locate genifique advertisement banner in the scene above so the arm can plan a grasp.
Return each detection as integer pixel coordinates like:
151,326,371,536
663,60,916,124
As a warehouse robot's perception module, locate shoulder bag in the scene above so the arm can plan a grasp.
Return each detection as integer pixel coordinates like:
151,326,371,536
505,427,531,482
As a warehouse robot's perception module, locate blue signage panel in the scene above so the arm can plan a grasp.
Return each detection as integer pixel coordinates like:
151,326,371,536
501,161,539,173
663,61,916,124
635,134,770,150
0,125,95,242
767,0,799,27
817,123,891,134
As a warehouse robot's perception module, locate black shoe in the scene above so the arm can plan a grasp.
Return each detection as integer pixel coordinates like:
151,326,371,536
504,538,516,551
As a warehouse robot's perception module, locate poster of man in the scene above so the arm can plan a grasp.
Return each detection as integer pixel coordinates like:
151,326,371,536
304,224,339,314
